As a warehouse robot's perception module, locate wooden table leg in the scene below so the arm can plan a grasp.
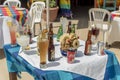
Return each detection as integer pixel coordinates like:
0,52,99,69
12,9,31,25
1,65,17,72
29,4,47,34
9,72,17,80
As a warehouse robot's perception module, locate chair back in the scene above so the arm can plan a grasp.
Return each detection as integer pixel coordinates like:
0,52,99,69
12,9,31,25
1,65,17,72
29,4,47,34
30,1,45,23
29,1,45,36
89,8,111,48
3,0,21,7
89,8,111,30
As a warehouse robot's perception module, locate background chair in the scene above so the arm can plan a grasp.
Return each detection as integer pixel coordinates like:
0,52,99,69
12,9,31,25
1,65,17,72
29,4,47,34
89,8,111,48
3,0,21,7
29,1,45,36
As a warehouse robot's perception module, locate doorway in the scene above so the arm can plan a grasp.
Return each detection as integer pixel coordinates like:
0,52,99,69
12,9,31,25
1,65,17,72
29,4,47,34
70,0,94,28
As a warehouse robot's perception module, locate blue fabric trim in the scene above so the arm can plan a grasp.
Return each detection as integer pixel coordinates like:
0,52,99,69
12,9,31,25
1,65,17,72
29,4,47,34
3,44,120,80
104,50,120,80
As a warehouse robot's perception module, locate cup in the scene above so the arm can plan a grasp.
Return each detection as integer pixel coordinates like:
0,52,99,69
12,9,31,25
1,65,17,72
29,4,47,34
17,35,29,50
97,41,105,56
7,19,17,47
67,48,76,64
37,38,49,68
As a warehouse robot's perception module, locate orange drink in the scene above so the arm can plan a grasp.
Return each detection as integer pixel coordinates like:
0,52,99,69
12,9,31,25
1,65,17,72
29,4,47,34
10,31,16,46
7,19,17,46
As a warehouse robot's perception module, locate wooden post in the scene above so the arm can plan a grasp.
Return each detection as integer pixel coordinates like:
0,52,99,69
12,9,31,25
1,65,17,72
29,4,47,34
9,72,17,80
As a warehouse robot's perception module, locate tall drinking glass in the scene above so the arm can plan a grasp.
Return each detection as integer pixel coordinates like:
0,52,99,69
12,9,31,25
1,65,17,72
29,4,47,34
7,19,17,47
37,37,49,68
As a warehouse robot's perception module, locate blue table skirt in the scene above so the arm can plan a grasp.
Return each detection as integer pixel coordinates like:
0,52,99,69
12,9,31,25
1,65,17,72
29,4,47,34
3,44,120,80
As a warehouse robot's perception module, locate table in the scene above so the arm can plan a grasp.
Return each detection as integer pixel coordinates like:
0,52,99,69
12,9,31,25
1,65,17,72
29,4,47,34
0,6,28,26
3,37,120,80
108,11,120,44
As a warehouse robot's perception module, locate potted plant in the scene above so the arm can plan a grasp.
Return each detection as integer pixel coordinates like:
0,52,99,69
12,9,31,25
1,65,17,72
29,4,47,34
41,0,59,22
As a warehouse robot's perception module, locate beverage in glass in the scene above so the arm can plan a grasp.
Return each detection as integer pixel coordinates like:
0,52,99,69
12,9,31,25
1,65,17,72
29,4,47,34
37,38,49,68
7,19,17,46
17,35,29,50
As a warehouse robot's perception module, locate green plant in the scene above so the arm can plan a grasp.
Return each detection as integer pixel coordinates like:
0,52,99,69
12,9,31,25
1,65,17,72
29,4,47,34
39,0,57,8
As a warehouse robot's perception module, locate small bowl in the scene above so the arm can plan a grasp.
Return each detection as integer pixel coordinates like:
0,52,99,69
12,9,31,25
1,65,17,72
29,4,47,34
60,49,67,57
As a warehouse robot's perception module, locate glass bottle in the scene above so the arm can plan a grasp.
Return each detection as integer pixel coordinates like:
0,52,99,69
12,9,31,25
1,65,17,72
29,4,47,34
57,25,63,41
27,26,32,44
71,24,75,33
48,23,55,61
84,30,92,55
67,21,72,34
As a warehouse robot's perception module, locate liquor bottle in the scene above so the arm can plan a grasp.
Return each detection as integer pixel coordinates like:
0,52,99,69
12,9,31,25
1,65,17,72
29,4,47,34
27,26,32,44
71,24,75,33
84,30,92,55
48,23,55,61
57,25,63,41
67,21,72,34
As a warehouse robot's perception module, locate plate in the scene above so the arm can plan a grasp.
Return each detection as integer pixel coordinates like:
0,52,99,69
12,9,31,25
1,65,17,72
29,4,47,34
16,8,25,11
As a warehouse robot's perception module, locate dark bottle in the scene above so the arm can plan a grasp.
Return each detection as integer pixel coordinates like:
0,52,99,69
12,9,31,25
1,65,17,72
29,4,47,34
71,24,75,33
67,21,72,34
84,30,92,55
27,26,32,44
48,23,55,61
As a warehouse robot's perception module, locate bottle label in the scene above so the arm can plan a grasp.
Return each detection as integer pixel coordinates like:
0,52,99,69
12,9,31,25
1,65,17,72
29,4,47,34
50,49,55,61
87,45,91,54
67,50,75,63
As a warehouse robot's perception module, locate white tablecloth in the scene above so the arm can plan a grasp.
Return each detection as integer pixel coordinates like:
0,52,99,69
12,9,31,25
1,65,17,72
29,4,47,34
19,37,108,80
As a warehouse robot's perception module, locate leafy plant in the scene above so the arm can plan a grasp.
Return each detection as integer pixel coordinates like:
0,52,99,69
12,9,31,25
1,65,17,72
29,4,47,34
39,0,57,8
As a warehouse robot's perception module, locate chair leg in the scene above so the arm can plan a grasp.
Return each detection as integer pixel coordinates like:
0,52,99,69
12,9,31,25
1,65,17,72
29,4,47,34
39,22,42,31
103,31,106,49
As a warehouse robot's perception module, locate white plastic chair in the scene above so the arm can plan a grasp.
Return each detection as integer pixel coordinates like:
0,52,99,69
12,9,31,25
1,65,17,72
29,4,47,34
29,1,45,36
89,8,111,48
3,0,21,7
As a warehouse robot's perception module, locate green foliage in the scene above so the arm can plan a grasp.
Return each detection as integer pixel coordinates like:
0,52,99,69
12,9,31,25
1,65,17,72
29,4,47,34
39,0,57,8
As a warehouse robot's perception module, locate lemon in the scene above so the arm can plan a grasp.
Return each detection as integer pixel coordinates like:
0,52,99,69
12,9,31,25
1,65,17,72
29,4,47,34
16,32,20,38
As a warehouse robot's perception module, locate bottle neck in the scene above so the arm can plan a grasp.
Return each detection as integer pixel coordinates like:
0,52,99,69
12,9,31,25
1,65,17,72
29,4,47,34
87,30,92,40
